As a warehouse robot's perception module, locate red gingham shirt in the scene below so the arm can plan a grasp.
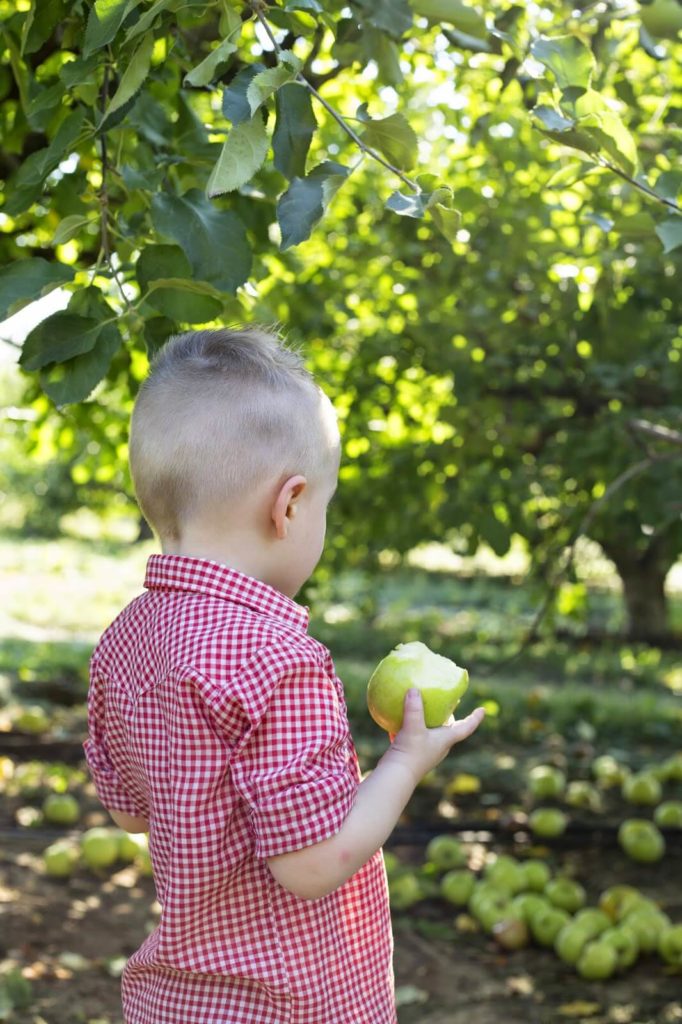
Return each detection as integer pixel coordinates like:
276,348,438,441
83,554,395,1024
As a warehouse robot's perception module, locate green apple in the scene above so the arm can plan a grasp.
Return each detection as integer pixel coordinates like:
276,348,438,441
601,925,639,971
492,917,530,951
388,871,422,910
476,896,515,934
572,908,611,938
529,906,571,947
440,869,476,906
42,793,80,826
14,704,51,735
661,752,682,781
81,827,121,870
528,808,568,838
117,830,148,862
528,765,566,799
599,884,645,922
658,923,682,966
622,908,669,953
565,781,602,812
591,754,629,788
426,834,467,870
640,0,682,39
520,859,551,892
484,855,525,895
545,877,586,913
366,641,469,734
510,893,551,924
554,922,592,965
654,800,682,828
622,772,662,806
618,819,666,863
576,939,618,980
43,839,80,877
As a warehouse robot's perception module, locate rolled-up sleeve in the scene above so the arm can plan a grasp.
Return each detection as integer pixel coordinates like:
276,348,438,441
83,664,149,817
230,656,359,860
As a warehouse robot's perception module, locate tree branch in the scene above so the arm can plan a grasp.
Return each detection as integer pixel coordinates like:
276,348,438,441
628,418,682,448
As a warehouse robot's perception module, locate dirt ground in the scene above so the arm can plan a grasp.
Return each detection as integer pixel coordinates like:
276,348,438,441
2,832,681,1024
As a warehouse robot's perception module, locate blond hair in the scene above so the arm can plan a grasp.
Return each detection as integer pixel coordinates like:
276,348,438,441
129,326,338,543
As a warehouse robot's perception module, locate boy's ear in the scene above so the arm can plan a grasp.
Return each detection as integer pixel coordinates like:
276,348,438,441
272,475,307,539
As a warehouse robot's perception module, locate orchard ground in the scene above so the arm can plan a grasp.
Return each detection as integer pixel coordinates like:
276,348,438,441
1,520,681,1024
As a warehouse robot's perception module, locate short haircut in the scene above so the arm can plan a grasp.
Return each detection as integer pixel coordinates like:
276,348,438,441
128,326,339,543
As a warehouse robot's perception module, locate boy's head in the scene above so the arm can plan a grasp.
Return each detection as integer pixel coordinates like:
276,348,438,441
129,326,340,596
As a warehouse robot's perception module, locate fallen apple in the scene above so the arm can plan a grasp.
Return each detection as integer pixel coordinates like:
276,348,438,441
555,922,593,965
44,839,80,877
511,893,551,924
426,835,467,870
618,819,666,863
528,808,568,838
366,641,469,734
484,855,526,895
661,752,682,781
42,793,80,826
81,827,120,870
388,871,422,910
529,905,571,947
591,754,629,788
520,859,551,892
658,923,682,967
528,765,566,799
601,925,639,971
622,908,669,953
440,869,476,906
599,884,645,922
492,917,529,951
565,781,602,812
572,908,611,939
622,771,662,806
545,877,586,914
118,830,147,863
576,939,618,980
654,800,682,829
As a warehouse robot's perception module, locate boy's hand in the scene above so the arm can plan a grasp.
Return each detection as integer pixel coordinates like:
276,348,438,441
384,688,485,786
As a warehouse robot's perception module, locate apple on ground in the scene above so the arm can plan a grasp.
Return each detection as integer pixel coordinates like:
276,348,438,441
572,908,611,939
622,908,670,953
618,819,666,863
591,755,629,788
661,752,682,781
528,808,568,838
440,869,476,906
81,827,121,870
658,923,682,967
545,877,587,913
529,906,571,947
511,893,551,925
565,781,602,812
469,885,514,932
388,871,422,910
599,885,645,923
528,765,566,799
654,801,682,829
118,830,148,862
44,839,80,877
555,922,593,965
425,835,467,870
42,792,80,825
520,859,551,892
492,917,530,951
366,641,469,734
483,855,526,895
576,939,618,980
601,925,639,971
622,771,662,806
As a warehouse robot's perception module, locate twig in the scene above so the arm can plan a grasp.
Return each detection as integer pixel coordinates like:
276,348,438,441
250,1,420,192
628,418,682,447
596,158,682,215
98,61,132,311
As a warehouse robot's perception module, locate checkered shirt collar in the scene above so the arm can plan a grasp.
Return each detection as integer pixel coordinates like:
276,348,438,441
144,553,310,633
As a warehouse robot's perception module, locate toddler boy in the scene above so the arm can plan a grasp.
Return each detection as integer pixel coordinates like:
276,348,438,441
83,326,485,1023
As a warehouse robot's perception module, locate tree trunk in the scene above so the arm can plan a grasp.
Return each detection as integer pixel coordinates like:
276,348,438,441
600,539,674,644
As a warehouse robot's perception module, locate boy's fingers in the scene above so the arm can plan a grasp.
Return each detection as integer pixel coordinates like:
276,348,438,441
401,687,424,730
442,707,486,743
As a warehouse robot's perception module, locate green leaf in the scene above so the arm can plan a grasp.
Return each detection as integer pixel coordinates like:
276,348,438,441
206,116,270,197
430,202,461,241
83,0,139,57
184,37,238,88
655,217,682,253
273,83,316,179
532,104,576,133
124,0,176,42
277,162,350,249
222,64,266,124
530,34,596,91
246,51,302,116
60,53,100,89
143,278,225,322
574,90,638,175
150,188,251,292
53,215,91,245
0,258,73,321
144,316,174,358
20,314,102,371
136,243,192,291
40,322,122,406
360,112,418,171
99,31,154,131
410,0,487,39
355,0,413,39
7,107,87,215
21,0,68,56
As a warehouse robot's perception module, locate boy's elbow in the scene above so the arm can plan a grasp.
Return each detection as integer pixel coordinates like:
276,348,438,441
266,853,336,901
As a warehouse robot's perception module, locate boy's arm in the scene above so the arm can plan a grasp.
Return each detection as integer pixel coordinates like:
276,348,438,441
267,689,485,901
108,808,149,833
